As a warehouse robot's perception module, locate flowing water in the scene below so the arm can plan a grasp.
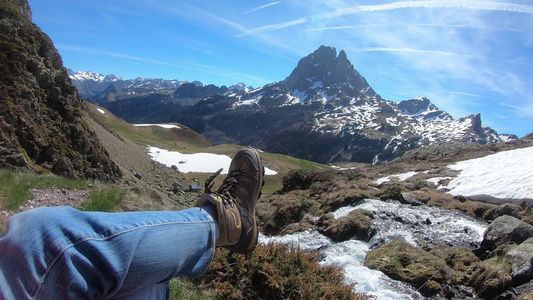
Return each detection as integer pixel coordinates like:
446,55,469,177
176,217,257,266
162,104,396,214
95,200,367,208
259,199,488,299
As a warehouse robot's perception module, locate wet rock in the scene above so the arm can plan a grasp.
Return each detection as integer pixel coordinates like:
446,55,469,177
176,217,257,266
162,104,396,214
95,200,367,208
484,203,523,220
479,215,533,255
505,238,533,285
280,214,315,235
442,284,476,299
514,280,533,298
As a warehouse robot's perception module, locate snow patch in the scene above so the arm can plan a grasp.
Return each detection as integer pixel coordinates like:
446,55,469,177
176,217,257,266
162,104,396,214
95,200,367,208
445,146,533,204
134,123,180,129
147,146,277,175
375,171,418,185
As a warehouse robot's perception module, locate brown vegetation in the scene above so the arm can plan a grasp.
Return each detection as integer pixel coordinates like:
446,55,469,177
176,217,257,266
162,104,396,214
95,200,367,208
196,243,368,300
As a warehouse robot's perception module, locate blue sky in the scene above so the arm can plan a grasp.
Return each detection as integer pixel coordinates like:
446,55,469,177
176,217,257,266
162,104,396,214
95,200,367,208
28,0,533,137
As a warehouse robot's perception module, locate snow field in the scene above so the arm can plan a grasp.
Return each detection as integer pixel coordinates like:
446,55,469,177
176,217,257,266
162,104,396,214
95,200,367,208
375,146,533,204
147,146,277,175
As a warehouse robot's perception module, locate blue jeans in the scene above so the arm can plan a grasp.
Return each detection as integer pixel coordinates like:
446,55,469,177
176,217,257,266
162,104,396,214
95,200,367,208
0,206,218,299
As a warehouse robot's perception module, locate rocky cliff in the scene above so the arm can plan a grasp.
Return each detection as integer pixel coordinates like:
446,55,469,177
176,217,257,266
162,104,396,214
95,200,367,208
0,0,121,180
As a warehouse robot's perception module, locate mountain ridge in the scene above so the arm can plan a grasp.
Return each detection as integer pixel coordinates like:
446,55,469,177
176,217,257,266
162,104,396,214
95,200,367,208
92,46,517,164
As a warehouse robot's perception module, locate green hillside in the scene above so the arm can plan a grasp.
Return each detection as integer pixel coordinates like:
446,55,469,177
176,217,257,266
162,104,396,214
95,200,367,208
89,103,332,194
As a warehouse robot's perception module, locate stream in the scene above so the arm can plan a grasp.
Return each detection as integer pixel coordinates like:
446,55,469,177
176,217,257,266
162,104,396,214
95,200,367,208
259,199,488,299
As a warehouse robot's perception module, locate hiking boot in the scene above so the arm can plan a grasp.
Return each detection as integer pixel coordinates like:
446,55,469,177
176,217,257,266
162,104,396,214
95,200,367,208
197,147,264,254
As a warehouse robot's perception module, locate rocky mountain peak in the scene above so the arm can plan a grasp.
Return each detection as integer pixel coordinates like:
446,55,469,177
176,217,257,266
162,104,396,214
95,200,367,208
282,45,377,99
398,97,436,115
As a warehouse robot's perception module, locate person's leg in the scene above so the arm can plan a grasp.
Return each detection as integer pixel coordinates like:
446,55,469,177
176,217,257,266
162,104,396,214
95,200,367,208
0,206,218,300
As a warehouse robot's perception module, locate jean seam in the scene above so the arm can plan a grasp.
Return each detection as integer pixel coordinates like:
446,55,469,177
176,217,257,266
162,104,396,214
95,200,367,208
33,219,213,299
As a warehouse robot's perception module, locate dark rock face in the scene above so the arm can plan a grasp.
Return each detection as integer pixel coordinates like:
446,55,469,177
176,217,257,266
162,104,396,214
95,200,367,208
282,46,377,98
173,82,228,100
0,0,121,181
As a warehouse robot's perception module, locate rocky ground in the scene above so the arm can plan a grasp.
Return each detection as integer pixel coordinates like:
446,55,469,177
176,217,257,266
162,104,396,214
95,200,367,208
254,137,533,299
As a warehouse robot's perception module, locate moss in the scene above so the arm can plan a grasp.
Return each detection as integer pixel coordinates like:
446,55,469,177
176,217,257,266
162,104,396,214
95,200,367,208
466,257,512,298
320,208,375,242
365,240,449,297
378,185,404,200
257,192,320,235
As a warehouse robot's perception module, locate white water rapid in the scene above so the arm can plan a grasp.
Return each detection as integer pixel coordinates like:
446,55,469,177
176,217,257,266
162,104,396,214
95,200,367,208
259,198,488,299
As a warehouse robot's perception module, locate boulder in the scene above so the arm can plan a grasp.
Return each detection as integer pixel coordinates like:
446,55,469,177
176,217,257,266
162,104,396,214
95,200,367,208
319,209,375,242
480,215,533,253
483,203,523,220
505,238,533,285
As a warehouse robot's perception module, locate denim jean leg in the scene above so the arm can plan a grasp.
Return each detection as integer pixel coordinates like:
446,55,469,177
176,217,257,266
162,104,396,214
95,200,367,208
0,206,217,299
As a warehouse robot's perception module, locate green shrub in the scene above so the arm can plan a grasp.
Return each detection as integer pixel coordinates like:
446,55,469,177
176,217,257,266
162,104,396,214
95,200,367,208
80,186,126,212
196,243,367,300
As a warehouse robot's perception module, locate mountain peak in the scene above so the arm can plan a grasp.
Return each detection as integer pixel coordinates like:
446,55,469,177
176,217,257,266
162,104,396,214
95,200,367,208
282,46,377,99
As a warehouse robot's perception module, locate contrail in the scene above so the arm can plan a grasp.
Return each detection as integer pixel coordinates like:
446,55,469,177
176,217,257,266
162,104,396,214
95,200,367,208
242,1,281,15
241,1,533,35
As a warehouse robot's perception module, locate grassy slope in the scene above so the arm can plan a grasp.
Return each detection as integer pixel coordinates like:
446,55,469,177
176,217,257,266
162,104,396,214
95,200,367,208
89,103,332,195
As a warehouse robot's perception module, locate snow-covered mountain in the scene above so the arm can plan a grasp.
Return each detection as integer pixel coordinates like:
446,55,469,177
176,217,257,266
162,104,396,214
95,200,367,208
99,46,518,164
68,69,254,104
218,46,515,163
67,69,184,102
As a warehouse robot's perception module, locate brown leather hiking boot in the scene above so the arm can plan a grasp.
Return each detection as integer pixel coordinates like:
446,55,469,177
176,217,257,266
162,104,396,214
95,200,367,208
197,147,264,254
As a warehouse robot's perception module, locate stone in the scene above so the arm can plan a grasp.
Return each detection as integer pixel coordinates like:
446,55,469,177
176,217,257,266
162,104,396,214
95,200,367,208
400,192,424,206
505,238,533,285
480,215,533,253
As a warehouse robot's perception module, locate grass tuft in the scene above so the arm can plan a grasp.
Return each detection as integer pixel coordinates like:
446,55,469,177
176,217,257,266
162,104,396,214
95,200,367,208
0,169,87,210
169,278,214,300
79,186,126,212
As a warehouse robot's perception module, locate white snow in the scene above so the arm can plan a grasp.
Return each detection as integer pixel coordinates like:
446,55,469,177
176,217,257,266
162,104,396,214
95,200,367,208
373,146,533,204
69,70,105,82
134,123,180,129
147,146,277,175
445,146,533,204
96,108,106,115
375,171,417,185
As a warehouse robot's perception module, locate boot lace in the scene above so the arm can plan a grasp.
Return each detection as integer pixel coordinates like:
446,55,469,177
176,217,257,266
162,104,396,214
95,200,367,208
204,168,245,205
